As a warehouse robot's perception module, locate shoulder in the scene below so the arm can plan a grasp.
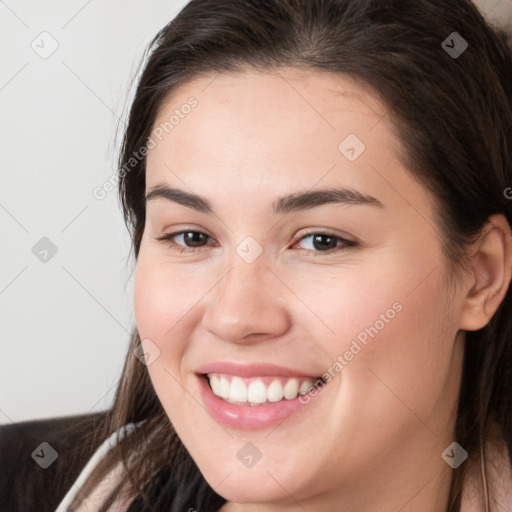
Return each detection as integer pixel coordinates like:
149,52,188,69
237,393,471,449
0,410,109,512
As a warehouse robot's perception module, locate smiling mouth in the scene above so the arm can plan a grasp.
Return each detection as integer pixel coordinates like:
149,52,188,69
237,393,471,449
203,373,323,406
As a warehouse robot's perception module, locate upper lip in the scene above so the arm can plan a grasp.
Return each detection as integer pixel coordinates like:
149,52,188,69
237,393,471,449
195,361,320,378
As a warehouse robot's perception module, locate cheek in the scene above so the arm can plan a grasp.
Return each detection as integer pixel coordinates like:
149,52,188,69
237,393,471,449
314,259,457,440
299,242,454,380
133,254,203,355
133,256,197,417
133,255,192,397
133,250,221,407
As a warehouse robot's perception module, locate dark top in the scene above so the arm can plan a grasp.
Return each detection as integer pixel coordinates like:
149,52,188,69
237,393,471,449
0,411,228,512
0,411,109,512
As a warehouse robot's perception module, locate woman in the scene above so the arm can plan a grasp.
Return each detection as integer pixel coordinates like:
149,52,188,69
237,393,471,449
2,0,511,510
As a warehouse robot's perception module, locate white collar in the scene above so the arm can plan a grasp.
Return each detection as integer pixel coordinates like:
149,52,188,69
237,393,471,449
55,421,144,512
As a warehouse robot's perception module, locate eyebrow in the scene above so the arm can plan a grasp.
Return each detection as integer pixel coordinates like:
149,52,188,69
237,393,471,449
145,183,384,215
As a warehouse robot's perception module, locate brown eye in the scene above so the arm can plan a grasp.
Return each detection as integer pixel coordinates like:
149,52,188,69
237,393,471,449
293,232,357,255
154,230,213,253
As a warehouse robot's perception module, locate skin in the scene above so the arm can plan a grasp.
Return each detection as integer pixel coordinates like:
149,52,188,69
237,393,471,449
133,67,512,511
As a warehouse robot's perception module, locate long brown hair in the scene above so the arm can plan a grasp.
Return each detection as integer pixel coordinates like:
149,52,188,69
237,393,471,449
69,1,512,510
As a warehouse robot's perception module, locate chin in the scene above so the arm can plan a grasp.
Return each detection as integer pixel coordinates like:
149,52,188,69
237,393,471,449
200,466,297,504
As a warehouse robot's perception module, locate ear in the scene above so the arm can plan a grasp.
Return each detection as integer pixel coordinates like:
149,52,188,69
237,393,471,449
459,214,512,331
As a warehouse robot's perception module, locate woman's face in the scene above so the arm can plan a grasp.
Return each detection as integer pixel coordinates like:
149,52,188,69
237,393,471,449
134,68,465,508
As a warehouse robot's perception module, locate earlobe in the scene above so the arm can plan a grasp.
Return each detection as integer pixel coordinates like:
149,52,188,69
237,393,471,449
459,214,512,331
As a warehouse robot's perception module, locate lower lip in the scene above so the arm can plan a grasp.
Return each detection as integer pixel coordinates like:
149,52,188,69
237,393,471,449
196,374,321,430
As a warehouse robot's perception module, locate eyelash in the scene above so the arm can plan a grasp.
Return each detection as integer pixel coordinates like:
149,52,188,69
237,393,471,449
153,229,357,256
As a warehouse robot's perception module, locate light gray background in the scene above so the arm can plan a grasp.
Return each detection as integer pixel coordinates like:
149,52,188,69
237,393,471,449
0,0,510,425
0,0,189,424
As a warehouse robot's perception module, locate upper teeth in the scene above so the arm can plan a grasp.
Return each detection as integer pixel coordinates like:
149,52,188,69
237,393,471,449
207,373,315,405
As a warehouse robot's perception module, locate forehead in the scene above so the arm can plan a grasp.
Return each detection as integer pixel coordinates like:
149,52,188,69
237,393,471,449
147,68,388,171
166,67,386,115
148,67,388,150
144,67,430,219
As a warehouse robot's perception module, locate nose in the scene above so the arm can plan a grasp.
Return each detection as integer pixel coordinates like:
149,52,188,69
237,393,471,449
201,253,291,346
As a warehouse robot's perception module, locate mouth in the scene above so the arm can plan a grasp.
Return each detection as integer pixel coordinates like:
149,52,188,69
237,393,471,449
203,373,319,406
194,362,327,429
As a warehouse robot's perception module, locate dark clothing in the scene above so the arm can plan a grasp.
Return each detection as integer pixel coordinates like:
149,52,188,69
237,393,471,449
0,411,108,512
0,411,228,512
